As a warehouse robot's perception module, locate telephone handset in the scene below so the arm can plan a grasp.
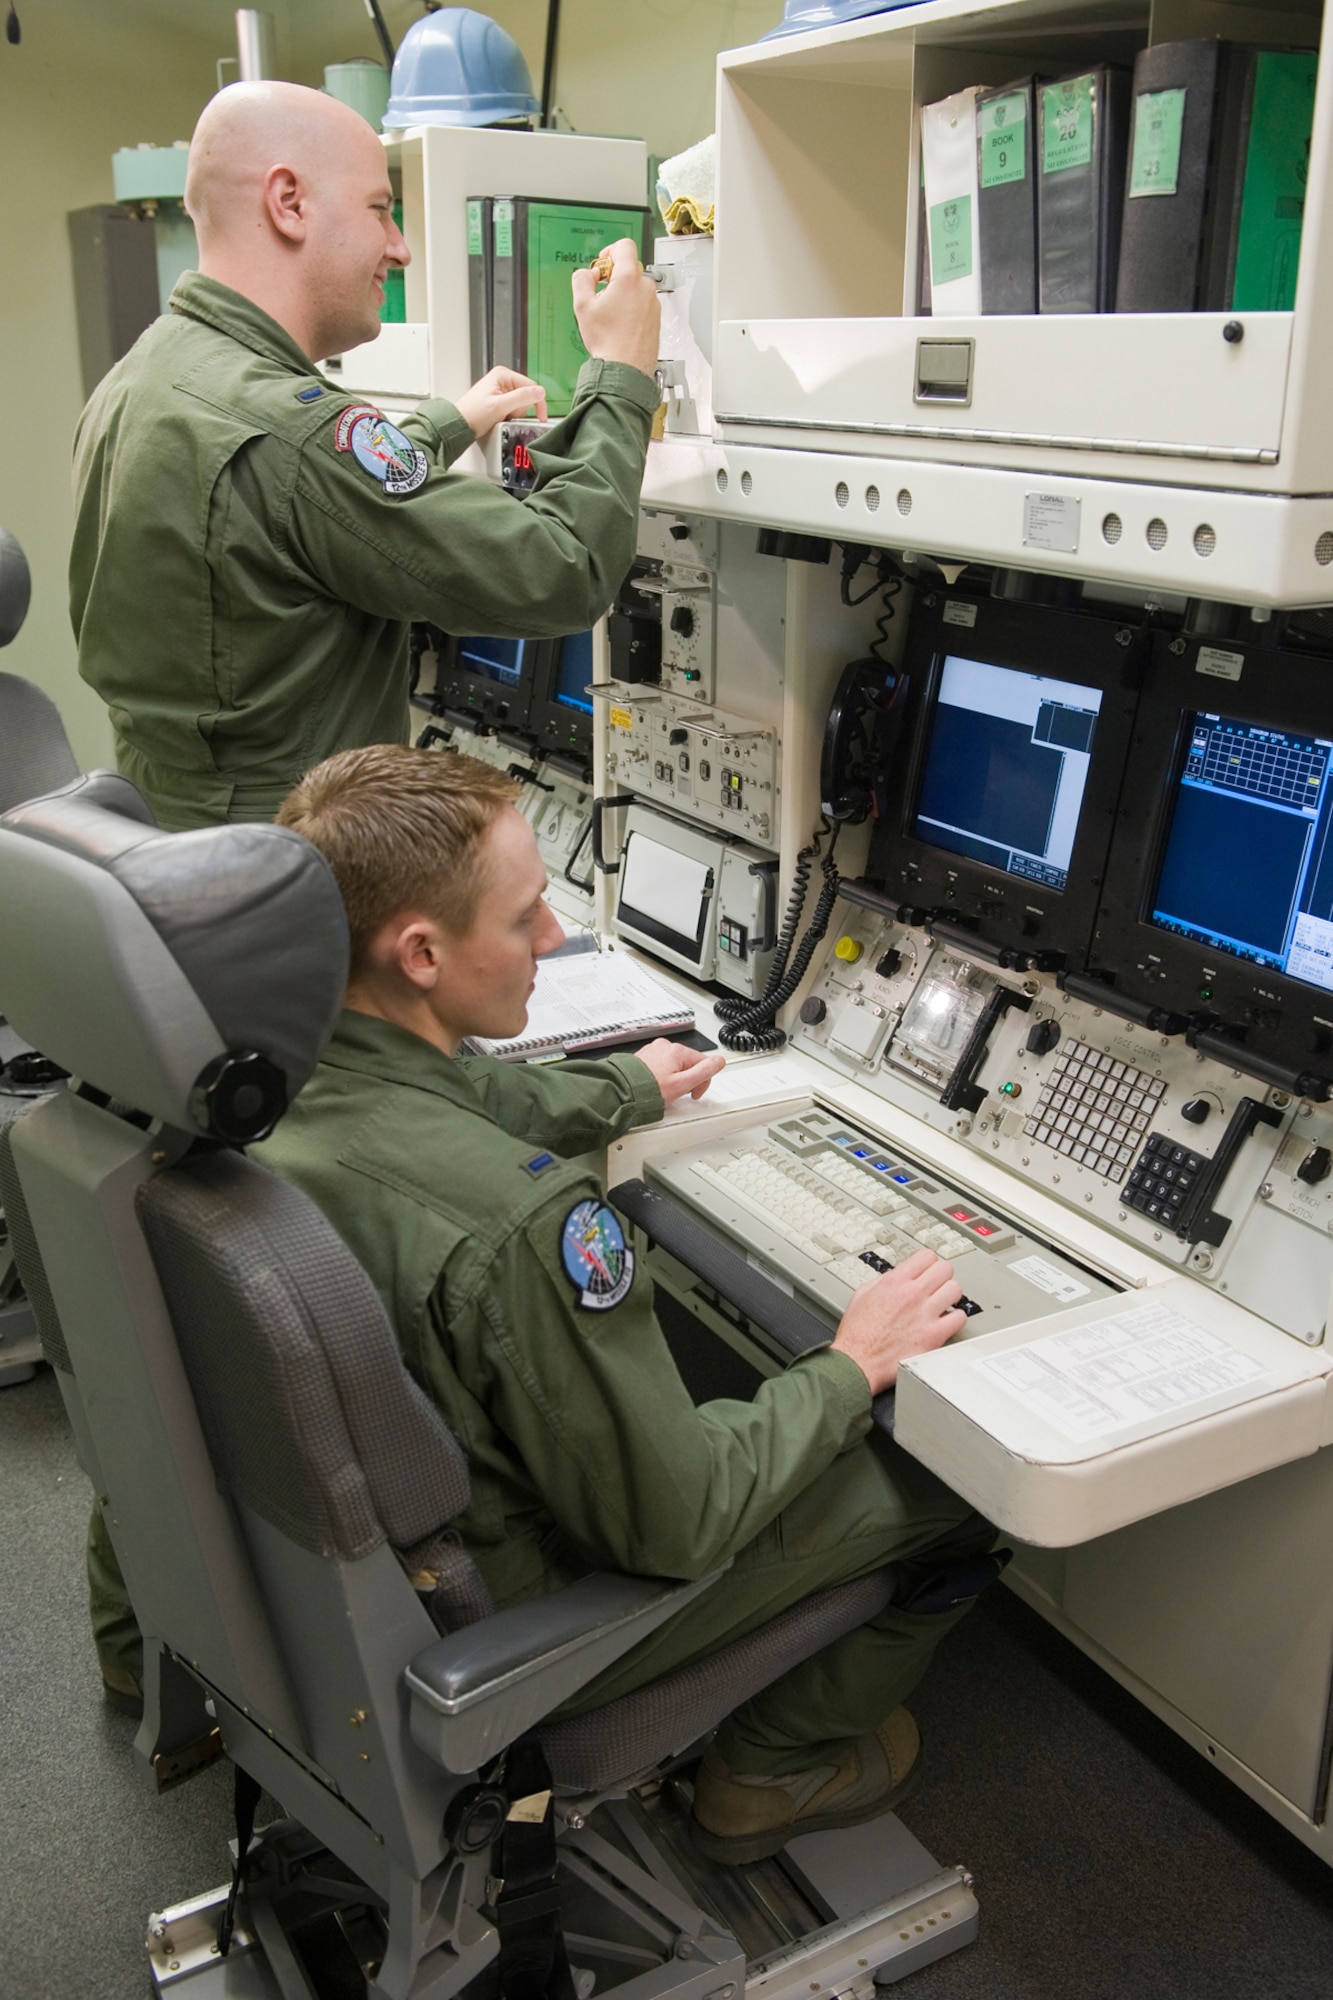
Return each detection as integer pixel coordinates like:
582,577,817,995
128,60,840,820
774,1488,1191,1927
820,658,909,824
715,659,905,1050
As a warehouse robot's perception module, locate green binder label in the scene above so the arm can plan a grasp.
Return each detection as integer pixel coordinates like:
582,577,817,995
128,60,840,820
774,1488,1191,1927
466,198,483,256
979,93,1027,189
1232,51,1317,312
1042,75,1094,175
494,199,514,259
1129,87,1185,197
929,195,973,283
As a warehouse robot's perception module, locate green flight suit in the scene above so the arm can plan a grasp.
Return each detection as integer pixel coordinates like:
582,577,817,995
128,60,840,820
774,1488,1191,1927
255,1011,993,1774
71,273,656,831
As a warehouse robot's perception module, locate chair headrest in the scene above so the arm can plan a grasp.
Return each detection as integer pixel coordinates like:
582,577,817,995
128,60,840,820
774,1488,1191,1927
0,527,31,648
0,774,349,1142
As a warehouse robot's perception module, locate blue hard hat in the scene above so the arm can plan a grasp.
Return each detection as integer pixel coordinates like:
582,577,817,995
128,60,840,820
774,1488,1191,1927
384,9,539,129
763,0,924,37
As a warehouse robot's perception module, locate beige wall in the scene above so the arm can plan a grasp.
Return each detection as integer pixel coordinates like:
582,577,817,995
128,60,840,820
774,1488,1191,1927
0,0,780,769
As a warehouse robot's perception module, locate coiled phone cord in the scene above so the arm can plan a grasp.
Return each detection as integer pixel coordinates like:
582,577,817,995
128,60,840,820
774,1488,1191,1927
715,823,841,1053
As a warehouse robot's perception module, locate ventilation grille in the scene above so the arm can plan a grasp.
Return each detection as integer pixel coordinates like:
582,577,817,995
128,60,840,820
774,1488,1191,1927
1102,513,1123,545
1193,524,1217,558
1316,532,1333,567
865,485,881,513
835,481,850,509
715,469,728,493
740,470,753,496
1146,517,1169,551
897,488,913,517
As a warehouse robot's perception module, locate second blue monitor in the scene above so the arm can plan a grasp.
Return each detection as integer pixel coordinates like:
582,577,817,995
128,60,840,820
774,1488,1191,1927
552,629,594,715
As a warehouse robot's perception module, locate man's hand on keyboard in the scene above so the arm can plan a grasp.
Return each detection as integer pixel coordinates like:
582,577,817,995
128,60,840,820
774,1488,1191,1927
636,1040,726,1105
830,1247,967,1395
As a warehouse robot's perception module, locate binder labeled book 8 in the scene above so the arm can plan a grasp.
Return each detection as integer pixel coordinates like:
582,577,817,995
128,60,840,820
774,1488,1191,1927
976,78,1037,314
464,949,695,1061
1037,66,1131,313
920,88,982,316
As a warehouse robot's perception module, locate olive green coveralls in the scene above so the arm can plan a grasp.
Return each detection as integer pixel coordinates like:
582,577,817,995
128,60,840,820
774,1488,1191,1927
74,272,653,1680
254,1011,993,1775
71,273,655,832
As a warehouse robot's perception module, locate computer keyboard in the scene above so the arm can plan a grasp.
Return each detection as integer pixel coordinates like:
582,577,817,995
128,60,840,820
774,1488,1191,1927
647,1105,1116,1336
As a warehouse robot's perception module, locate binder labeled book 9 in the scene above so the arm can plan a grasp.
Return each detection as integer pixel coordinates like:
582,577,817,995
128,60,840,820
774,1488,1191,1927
976,78,1037,314
1037,66,1131,313
480,197,652,413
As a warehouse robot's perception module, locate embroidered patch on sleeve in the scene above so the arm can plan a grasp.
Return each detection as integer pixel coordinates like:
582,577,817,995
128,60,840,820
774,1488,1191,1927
335,405,429,497
334,403,381,449
559,1199,634,1312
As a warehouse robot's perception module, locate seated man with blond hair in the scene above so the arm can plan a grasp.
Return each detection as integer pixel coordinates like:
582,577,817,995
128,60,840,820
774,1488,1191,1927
257,744,995,1863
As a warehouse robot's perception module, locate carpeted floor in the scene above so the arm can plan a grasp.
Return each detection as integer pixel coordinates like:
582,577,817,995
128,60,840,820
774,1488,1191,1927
3,1363,1331,1999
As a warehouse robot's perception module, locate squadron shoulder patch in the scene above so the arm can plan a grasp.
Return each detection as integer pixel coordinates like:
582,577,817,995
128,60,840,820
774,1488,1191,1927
559,1199,634,1313
335,404,428,497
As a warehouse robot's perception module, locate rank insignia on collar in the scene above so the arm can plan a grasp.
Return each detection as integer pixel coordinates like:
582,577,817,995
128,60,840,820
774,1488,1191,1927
296,384,325,402
559,1199,634,1313
524,1152,556,1175
336,404,428,497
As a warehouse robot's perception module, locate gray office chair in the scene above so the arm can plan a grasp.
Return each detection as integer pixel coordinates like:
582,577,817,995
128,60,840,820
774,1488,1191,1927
0,526,82,1383
0,781,975,2000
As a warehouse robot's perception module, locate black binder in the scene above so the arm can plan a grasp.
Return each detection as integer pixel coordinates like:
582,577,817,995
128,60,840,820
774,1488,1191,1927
976,77,1038,314
490,196,518,370
1037,65,1131,313
1116,40,1230,313
465,195,492,376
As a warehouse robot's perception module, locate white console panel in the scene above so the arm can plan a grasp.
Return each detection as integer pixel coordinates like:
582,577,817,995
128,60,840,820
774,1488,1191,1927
641,439,1333,610
715,311,1290,469
608,1047,1333,1549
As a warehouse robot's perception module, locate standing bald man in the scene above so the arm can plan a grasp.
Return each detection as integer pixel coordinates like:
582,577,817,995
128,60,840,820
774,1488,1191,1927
70,82,660,831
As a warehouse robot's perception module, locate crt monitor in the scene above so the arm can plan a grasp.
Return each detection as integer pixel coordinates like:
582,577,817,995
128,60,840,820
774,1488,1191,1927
1088,631,1333,1087
527,629,595,767
865,592,1146,966
429,630,537,733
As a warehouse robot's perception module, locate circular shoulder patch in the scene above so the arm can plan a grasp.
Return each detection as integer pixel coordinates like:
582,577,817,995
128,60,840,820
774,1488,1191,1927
337,406,428,497
559,1199,635,1313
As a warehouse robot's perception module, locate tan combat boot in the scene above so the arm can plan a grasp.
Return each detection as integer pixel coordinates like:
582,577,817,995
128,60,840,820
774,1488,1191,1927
690,1708,922,1865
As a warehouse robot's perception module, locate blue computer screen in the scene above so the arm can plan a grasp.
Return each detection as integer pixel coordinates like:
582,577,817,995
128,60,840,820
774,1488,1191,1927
911,654,1103,892
553,630,594,714
1151,711,1333,993
458,635,525,687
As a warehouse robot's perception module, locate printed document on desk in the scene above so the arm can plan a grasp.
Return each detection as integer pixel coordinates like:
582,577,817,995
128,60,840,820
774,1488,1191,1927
465,951,694,1061
895,1275,1333,1547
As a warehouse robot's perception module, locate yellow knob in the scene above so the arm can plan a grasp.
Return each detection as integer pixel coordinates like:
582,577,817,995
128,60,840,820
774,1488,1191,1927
834,936,863,964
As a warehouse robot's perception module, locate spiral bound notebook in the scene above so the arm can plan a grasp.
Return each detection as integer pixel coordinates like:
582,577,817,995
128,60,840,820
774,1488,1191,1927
465,951,695,1062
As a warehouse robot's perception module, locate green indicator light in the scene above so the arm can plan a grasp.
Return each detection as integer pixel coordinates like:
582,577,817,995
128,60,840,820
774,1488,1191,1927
1199,986,1212,1001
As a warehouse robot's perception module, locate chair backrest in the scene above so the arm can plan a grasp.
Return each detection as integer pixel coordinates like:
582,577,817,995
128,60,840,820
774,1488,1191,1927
0,674,79,813
0,784,495,1882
